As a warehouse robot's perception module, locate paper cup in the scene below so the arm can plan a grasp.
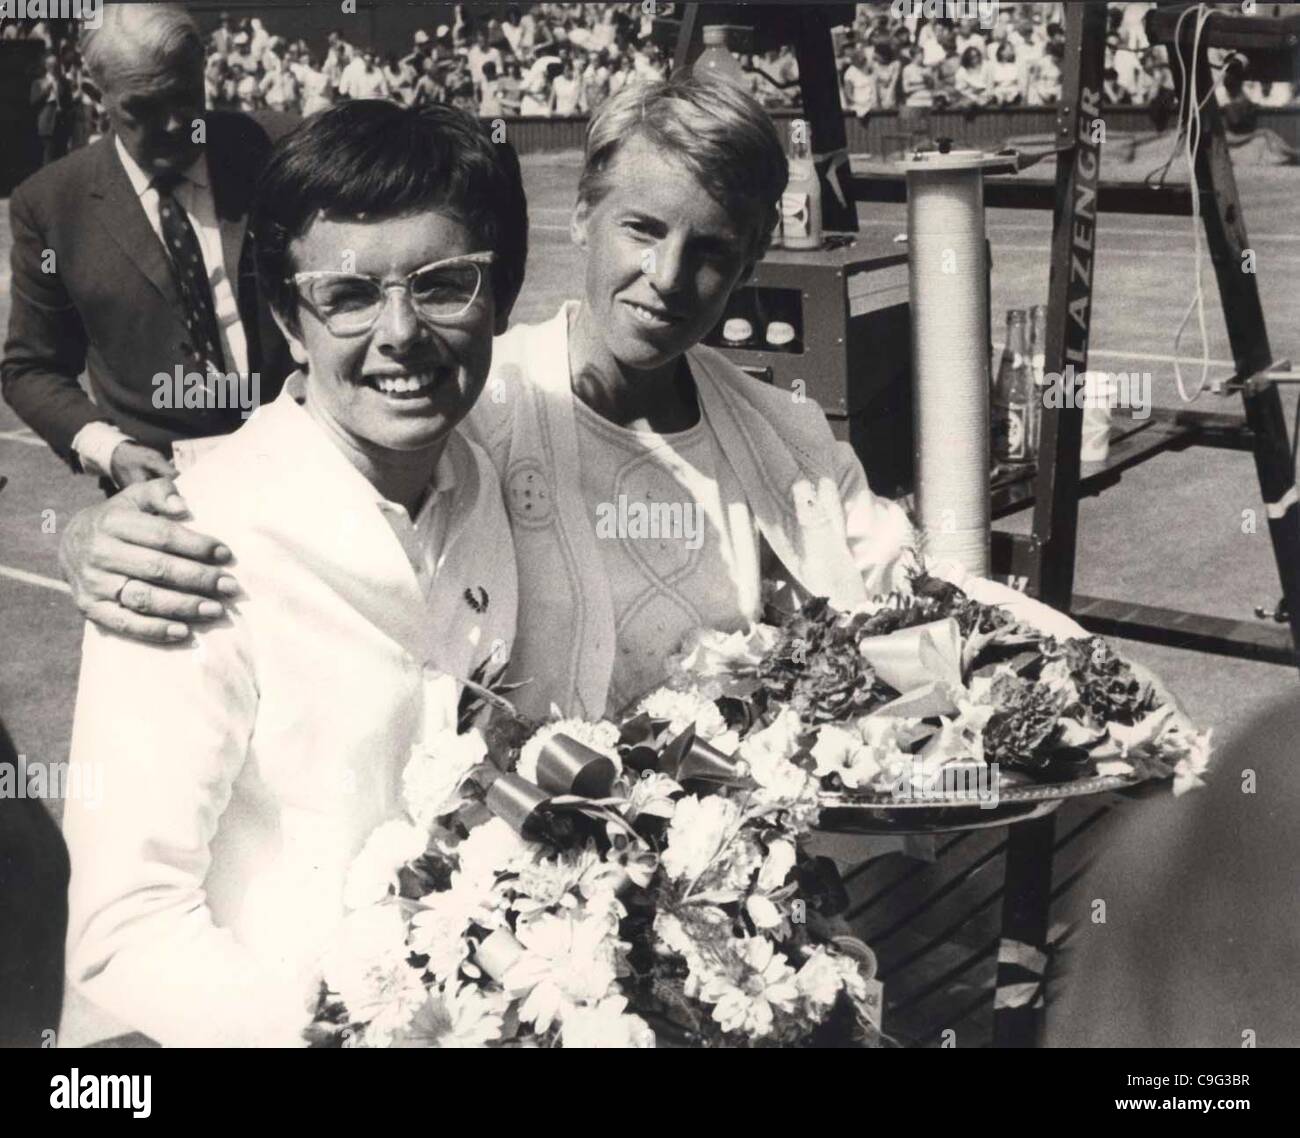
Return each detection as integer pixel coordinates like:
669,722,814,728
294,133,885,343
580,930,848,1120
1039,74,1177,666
1080,371,1114,463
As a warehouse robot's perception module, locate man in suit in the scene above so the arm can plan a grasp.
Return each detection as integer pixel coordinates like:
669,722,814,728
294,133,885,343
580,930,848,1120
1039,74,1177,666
2,2,292,492
31,51,73,166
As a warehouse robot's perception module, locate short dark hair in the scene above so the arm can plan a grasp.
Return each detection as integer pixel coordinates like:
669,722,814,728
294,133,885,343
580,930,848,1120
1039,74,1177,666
253,100,528,330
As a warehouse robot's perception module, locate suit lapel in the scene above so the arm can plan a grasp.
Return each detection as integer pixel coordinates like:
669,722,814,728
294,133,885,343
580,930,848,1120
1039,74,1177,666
89,138,179,308
208,126,265,373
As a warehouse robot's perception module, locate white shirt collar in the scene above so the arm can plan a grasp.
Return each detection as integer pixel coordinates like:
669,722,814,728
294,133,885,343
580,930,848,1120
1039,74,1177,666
281,370,459,519
114,135,210,197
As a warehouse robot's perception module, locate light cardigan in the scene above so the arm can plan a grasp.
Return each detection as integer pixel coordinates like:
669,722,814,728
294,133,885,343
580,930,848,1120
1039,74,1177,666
63,379,517,1046
467,302,1082,721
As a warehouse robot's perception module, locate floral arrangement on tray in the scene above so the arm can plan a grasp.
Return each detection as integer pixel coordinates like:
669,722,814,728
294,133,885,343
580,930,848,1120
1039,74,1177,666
307,569,1209,1048
663,570,1213,803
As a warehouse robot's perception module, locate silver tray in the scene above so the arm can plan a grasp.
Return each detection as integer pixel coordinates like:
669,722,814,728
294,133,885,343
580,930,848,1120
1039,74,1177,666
817,773,1148,834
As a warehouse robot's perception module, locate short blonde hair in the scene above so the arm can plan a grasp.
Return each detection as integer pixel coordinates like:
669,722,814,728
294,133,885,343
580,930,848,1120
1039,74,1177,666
577,73,788,265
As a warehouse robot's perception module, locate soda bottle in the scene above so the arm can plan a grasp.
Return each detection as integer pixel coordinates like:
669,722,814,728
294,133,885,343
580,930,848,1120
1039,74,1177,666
1028,304,1048,451
694,26,748,90
992,309,1035,466
782,120,823,251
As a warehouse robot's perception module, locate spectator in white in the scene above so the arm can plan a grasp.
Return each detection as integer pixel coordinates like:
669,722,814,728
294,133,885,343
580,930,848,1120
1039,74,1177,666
608,55,629,98
1119,1,1154,51
340,49,390,101
383,53,414,106
871,41,901,110
233,61,258,112
521,60,555,117
930,24,962,108
247,17,269,62
582,50,611,114
321,41,349,101
228,29,252,71
502,5,522,55
1026,40,1064,107
324,29,354,65
635,42,666,84
294,52,332,115
1009,14,1043,65
917,18,949,67
954,45,993,107
466,26,501,91
590,6,618,53
568,16,594,51
990,40,1022,106
444,55,477,115
842,43,875,117
259,48,298,113
955,16,986,57
499,58,524,115
901,45,934,107
1108,32,1143,101
479,59,504,117
551,56,583,116
1135,46,1173,104
205,53,224,107
210,10,234,55
410,56,441,108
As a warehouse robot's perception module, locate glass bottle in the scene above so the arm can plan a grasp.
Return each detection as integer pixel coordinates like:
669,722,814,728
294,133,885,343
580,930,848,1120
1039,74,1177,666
992,308,1035,466
1029,303,1048,451
781,119,822,251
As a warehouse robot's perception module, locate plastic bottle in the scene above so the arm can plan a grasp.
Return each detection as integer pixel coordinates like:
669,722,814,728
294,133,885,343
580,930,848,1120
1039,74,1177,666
693,26,748,89
781,119,822,251
992,308,1035,466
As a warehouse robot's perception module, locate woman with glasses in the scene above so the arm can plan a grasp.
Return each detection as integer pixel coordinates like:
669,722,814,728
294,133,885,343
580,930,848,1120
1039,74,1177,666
60,101,527,1046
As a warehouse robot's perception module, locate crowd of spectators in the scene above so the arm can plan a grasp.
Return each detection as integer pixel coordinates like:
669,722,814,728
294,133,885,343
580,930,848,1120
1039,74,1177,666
199,4,687,119
6,1,1298,169
835,2,1297,114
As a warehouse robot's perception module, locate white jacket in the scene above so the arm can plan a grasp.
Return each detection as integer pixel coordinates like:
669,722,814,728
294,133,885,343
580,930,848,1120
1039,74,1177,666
63,381,516,1046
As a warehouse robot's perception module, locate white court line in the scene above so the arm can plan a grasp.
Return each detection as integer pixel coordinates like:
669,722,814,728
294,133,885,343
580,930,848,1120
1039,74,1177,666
0,564,71,594
855,218,1300,243
994,345,1238,369
529,226,1298,258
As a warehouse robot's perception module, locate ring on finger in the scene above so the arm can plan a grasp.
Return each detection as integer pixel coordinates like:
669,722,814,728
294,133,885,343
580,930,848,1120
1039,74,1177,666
115,578,139,609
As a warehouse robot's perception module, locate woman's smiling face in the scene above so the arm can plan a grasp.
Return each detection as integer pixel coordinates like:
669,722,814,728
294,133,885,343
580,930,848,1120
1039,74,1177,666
571,133,754,373
283,211,497,454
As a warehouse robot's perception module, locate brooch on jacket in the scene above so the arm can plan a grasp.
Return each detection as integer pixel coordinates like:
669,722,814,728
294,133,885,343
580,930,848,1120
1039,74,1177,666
464,586,489,614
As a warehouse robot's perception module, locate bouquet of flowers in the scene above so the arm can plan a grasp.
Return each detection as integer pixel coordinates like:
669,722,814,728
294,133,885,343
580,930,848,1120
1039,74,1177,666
307,668,881,1048
661,569,1212,802
309,571,1209,1048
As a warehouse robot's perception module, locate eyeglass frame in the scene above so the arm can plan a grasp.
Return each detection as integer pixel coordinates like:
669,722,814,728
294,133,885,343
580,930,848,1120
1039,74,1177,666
290,251,497,337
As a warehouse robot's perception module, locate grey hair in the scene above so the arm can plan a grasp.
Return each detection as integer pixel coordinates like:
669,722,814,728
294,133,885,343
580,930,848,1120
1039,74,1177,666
577,73,788,266
82,2,203,93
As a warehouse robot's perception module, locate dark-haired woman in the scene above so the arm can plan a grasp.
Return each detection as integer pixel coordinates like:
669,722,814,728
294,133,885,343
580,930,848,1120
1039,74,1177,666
60,102,527,1046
